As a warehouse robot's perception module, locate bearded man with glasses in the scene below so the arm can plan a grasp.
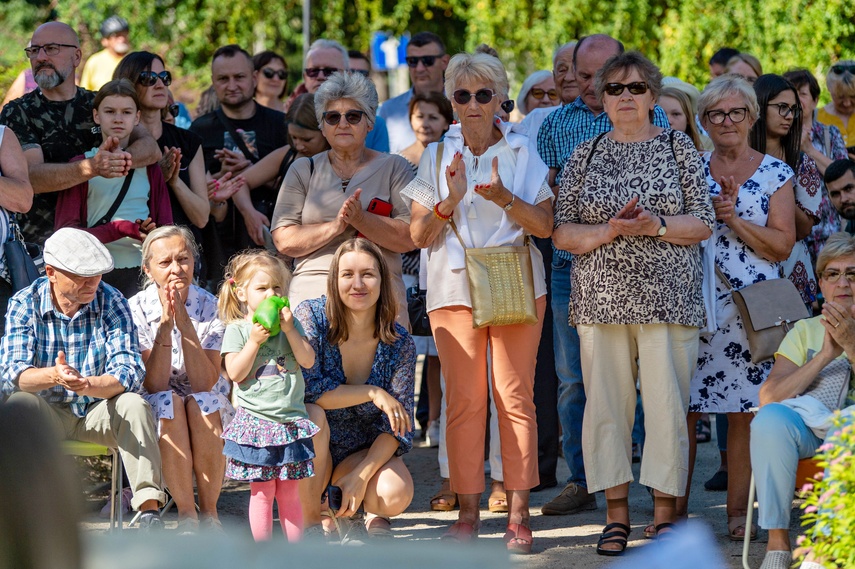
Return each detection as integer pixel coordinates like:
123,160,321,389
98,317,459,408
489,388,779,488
0,21,159,251
378,31,450,153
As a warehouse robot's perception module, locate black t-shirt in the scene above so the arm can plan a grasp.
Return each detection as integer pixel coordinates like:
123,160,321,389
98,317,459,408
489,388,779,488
159,122,203,228
190,104,287,177
0,87,101,246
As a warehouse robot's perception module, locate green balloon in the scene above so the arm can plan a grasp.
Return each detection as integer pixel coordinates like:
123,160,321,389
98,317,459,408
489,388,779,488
251,296,290,336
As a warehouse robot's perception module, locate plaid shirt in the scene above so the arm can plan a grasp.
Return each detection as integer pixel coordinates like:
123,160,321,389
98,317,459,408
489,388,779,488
537,97,670,260
0,277,145,417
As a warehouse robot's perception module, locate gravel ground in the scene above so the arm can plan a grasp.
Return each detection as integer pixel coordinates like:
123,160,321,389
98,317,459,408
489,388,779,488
79,419,805,568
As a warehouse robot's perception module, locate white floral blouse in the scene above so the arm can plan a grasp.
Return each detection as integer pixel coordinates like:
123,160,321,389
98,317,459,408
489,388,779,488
129,284,234,435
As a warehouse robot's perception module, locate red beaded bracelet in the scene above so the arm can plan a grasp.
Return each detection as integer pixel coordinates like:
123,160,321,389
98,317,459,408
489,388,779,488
433,201,453,221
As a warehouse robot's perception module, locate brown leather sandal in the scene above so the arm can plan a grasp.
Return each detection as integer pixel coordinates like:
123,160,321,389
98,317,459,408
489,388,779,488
430,478,458,512
488,480,508,513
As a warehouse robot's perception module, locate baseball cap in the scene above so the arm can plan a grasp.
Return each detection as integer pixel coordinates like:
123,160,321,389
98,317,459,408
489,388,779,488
100,16,129,38
43,228,114,277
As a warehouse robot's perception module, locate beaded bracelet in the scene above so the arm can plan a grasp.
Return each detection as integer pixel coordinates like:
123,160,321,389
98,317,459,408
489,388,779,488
433,201,453,221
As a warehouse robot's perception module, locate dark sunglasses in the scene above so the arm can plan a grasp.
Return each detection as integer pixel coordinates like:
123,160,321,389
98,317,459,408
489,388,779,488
352,69,370,78
137,70,172,87
831,64,855,75
406,55,442,68
604,82,648,97
452,88,497,105
322,110,366,126
168,104,180,118
771,103,800,119
529,88,559,101
305,67,339,78
262,68,287,80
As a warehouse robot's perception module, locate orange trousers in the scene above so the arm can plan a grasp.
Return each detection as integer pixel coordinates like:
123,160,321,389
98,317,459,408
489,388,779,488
429,296,545,494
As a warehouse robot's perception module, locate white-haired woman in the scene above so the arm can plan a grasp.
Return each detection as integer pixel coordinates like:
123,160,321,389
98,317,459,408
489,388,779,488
817,61,855,150
516,70,560,117
129,225,234,533
271,72,414,323
403,52,554,553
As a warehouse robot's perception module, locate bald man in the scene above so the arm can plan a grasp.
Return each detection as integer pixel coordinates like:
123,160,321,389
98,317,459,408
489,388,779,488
0,22,159,248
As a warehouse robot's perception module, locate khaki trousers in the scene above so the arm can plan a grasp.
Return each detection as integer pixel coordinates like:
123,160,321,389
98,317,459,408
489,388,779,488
8,391,166,510
429,297,546,494
577,323,698,496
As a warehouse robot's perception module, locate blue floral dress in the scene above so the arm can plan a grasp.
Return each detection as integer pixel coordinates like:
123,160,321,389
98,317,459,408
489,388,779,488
129,284,235,436
294,296,416,466
690,154,794,413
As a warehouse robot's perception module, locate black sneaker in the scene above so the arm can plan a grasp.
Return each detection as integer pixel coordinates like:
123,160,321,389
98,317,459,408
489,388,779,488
138,511,165,532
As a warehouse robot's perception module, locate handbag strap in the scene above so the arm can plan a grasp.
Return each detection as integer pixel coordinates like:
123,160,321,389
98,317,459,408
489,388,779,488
215,108,259,164
92,169,135,227
714,264,734,291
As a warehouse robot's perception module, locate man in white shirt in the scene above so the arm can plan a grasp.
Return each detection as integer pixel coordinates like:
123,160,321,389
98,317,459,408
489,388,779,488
378,32,450,153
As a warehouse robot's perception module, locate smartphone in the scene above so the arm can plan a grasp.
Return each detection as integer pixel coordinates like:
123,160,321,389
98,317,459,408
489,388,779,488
357,198,393,239
326,484,343,512
367,197,393,217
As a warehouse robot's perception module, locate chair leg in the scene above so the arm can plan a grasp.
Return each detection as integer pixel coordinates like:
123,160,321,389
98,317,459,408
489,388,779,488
742,471,756,569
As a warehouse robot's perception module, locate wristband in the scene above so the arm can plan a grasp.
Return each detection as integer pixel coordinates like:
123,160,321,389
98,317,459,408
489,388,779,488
433,201,453,221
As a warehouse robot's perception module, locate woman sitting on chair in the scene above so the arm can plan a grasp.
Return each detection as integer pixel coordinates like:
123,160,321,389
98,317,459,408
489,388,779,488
750,232,855,569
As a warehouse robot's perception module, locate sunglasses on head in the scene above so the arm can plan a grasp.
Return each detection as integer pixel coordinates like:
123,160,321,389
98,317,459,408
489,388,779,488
604,82,648,97
322,110,366,126
262,68,287,80
305,67,339,79
406,55,442,68
831,64,855,75
452,88,498,105
168,104,180,118
137,70,172,87
530,88,559,101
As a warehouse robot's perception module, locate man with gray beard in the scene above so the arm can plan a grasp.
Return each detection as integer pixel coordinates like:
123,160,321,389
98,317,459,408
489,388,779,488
0,21,159,249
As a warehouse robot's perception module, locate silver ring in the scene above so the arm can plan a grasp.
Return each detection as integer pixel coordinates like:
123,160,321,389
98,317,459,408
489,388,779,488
394,412,400,418
835,322,841,328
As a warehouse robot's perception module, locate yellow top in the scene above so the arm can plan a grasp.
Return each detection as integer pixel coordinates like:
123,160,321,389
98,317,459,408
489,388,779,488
79,50,124,92
817,106,855,147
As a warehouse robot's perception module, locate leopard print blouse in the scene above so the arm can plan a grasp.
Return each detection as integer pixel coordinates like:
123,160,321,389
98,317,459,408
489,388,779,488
555,129,715,326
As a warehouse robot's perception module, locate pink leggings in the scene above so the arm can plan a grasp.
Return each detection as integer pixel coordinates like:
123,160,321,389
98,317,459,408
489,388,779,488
248,479,303,541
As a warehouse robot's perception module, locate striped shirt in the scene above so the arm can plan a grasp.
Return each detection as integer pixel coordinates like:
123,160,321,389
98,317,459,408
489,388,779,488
0,277,145,417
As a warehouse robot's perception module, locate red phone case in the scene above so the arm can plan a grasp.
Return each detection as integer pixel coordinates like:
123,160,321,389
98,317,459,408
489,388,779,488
357,198,393,238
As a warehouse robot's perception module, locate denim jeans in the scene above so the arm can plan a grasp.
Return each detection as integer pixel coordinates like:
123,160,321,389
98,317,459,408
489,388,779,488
551,257,587,488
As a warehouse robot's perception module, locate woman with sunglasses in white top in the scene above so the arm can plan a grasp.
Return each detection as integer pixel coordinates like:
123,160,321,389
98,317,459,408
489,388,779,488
402,51,554,553
554,52,714,555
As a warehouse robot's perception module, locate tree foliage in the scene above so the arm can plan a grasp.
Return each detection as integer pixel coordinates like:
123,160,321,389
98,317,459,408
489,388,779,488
1,0,853,103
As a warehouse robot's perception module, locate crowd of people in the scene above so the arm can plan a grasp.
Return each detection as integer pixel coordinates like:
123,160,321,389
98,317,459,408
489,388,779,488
1,14,855,569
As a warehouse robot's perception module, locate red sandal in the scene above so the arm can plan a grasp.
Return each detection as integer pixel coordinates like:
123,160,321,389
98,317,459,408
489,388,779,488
504,523,533,554
441,521,480,543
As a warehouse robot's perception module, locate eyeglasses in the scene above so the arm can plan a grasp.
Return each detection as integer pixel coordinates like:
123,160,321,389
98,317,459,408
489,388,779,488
168,104,180,118
604,82,648,97
529,88,559,101
24,43,77,59
322,110,366,126
305,67,340,79
705,107,748,125
831,64,855,75
770,103,800,118
262,68,287,80
137,70,172,87
406,55,443,68
352,69,370,78
452,88,498,105
820,269,855,283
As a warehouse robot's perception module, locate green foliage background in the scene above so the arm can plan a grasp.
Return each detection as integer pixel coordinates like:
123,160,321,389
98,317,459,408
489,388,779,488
2,0,854,104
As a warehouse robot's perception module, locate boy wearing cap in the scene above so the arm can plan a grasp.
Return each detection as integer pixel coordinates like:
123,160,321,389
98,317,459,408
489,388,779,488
80,16,131,92
0,228,167,530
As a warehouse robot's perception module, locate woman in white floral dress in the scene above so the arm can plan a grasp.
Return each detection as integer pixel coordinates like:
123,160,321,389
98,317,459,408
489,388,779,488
682,75,797,542
129,225,234,533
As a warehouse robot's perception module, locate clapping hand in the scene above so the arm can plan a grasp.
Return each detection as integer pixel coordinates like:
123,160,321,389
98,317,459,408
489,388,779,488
54,351,89,394
821,301,855,357
473,157,512,206
608,196,662,237
338,188,365,226
159,146,182,184
445,151,467,205
93,136,133,178
214,148,251,175
712,176,739,223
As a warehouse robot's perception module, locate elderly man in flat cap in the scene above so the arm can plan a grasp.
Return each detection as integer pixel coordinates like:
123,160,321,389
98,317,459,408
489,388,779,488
0,228,166,530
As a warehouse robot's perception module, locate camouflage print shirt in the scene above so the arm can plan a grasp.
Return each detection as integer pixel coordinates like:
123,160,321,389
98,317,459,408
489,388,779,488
0,87,101,247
